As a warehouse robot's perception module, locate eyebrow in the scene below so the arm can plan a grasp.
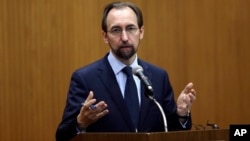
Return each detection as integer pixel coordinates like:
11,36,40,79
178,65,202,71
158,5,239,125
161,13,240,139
110,24,136,29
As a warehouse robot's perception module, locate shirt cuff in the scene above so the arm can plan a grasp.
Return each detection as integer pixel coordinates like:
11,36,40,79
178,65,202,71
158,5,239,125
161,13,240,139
76,126,86,134
179,118,189,128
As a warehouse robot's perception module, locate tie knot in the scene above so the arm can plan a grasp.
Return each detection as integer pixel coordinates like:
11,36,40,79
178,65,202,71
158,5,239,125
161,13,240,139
122,66,133,77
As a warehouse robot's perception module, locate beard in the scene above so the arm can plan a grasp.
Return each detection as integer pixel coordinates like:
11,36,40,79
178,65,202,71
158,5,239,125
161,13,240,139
111,44,136,60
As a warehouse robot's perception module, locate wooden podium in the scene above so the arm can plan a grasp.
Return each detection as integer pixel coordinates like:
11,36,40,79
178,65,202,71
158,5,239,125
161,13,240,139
71,129,229,141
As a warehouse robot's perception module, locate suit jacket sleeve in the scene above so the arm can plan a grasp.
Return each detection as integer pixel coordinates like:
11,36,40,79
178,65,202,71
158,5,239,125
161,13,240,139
56,71,89,141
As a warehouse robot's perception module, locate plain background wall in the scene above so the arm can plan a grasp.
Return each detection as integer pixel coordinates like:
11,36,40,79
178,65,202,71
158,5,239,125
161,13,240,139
0,0,249,140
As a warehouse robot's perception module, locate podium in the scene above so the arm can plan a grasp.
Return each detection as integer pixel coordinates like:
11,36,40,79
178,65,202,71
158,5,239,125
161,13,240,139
71,129,229,141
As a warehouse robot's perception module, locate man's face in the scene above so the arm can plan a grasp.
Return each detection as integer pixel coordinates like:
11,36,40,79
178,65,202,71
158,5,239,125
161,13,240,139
102,7,144,62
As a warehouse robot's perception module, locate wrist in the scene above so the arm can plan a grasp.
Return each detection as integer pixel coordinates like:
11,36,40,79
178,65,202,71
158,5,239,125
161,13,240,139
77,123,88,133
77,121,88,130
178,110,190,118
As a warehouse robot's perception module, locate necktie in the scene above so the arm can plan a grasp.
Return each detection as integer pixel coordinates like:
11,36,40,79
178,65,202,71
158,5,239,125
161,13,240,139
122,66,139,129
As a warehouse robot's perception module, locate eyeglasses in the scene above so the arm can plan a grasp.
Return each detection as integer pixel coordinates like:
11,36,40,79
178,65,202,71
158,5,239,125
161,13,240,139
107,26,139,36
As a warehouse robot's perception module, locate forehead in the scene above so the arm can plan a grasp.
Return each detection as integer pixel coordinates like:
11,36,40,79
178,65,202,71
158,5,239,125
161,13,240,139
106,7,138,28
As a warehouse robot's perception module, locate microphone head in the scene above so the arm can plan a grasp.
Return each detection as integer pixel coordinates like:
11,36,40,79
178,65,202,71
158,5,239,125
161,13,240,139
132,65,143,75
133,65,154,99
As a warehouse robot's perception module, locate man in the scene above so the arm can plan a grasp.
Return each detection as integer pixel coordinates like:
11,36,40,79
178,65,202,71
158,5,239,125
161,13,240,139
56,1,196,141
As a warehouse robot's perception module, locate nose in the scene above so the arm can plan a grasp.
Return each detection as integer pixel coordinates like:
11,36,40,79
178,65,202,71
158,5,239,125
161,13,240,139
121,30,129,41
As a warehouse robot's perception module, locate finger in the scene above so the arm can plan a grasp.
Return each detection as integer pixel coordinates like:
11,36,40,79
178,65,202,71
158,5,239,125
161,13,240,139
188,93,196,104
183,95,191,105
188,91,196,99
85,101,107,117
183,82,194,94
89,104,97,110
191,88,196,96
180,94,193,107
92,101,108,113
82,100,96,110
86,91,94,101
95,109,109,119
82,91,96,109
88,103,109,120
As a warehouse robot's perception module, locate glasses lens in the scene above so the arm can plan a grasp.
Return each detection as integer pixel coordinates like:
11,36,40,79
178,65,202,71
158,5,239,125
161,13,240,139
108,27,138,36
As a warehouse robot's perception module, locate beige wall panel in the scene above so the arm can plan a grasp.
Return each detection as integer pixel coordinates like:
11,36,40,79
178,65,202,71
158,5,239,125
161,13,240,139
0,0,249,140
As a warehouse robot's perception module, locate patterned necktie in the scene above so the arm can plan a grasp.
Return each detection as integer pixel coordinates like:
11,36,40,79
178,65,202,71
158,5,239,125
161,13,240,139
122,66,140,129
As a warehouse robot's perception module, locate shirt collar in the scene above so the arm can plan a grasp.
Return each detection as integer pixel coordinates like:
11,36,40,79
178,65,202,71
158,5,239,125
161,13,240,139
107,50,139,75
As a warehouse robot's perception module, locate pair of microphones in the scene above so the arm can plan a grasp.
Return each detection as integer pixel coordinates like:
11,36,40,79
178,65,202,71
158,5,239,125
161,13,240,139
132,65,168,132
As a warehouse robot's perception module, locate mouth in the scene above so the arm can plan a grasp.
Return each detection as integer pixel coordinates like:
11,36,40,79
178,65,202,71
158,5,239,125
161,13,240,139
119,46,132,52
119,44,133,49
120,46,131,49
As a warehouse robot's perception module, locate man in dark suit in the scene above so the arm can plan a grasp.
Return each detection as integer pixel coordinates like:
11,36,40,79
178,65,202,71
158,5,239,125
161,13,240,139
56,1,196,141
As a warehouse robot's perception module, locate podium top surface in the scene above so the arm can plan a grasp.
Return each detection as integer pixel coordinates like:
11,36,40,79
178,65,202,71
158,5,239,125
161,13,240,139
71,129,229,141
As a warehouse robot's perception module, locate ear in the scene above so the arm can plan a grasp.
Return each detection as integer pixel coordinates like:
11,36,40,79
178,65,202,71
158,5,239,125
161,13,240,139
102,31,109,44
139,26,144,39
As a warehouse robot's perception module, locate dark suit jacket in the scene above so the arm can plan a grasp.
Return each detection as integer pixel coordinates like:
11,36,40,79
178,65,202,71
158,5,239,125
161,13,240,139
56,53,192,141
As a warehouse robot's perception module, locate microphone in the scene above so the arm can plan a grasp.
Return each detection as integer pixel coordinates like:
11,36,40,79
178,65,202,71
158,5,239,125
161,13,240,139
132,65,154,99
132,65,168,132
207,120,219,129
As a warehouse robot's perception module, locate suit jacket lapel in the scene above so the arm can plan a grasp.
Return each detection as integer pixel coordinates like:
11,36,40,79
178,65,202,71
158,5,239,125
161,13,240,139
98,56,135,130
138,61,155,130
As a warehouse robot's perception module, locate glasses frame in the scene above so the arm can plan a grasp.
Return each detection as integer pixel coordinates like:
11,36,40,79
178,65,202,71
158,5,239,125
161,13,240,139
107,26,139,37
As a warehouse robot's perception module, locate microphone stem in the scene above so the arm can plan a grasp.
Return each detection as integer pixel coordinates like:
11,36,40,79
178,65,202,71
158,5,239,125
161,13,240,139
152,98,168,132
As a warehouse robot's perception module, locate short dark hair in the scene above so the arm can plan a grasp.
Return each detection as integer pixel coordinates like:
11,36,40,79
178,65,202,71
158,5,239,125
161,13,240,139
101,1,143,32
